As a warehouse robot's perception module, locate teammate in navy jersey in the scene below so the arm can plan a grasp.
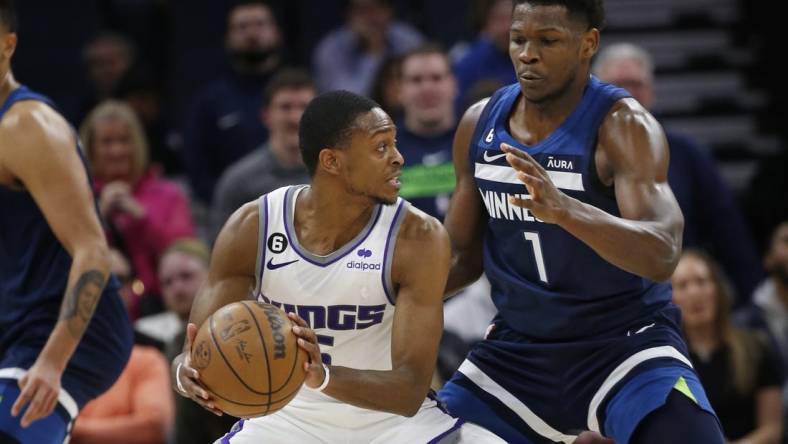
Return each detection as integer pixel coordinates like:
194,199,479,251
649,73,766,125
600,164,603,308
172,90,503,443
437,1,726,443
0,2,132,443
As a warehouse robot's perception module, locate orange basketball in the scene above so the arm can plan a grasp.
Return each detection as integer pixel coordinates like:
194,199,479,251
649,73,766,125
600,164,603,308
190,301,308,418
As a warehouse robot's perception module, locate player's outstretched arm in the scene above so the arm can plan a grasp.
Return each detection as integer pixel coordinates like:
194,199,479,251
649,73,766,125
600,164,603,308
443,99,489,297
503,98,683,281
171,201,258,414
293,210,451,416
0,102,113,427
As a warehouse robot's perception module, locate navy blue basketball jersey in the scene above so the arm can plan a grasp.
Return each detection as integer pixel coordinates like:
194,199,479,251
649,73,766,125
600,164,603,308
0,86,131,411
395,123,455,220
471,77,672,340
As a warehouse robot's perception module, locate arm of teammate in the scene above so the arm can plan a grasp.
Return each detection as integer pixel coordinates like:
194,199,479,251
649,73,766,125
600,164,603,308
0,102,113,428
443,99,489,297
170,202,259,415
502,98,684,281
291,211,451,416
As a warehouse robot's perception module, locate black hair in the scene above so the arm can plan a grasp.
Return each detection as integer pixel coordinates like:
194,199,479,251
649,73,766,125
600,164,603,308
262,68,314,108
299,90,380,176
0,0,17,33
513,0,605,30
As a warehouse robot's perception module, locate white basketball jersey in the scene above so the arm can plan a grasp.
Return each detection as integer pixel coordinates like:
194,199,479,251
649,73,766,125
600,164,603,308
251,185,433,430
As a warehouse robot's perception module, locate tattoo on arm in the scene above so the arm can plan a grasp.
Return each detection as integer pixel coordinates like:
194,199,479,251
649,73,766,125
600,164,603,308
59,270,106,339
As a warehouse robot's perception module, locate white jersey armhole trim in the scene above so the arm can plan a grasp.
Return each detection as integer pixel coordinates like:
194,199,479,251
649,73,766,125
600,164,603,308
383,200,410,305
253,194,268,297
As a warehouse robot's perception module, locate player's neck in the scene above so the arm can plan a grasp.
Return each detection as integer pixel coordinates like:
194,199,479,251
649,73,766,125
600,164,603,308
293,184,377,255
0,70,19,107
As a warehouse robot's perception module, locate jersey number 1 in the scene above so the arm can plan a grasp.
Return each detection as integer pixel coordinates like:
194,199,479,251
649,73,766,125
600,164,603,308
524,232,548,283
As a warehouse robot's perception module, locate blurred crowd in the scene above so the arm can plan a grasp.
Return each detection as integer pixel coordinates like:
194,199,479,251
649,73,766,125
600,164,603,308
14,0,785,443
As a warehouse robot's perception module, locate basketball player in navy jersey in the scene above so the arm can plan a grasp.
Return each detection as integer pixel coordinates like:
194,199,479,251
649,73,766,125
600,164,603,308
0,2,132,443
437,1,726,443
172,90,504,443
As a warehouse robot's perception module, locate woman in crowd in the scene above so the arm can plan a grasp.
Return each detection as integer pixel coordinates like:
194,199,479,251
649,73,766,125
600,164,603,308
80,101,195,319
672,249,783,444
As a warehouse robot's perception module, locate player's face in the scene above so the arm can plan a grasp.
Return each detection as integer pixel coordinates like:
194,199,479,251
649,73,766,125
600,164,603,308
596,58,655,109
509,3,598,104
159,251,207,319
339,108,403,205
399,53,456,129
0,27,16,75
227,5,280,53
671,255,718,329
264,87,315,155
766,224,788,285
91,117,136,182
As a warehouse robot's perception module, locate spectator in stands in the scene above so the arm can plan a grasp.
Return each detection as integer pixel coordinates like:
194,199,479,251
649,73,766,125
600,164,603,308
79,32,136,122
370,54,403,119
135,239,209,357
209,69,313,241
182,0,283,204
672,250,783,444
451,0,514,110
70,345,174,444
80,101,195,320
593,42,764,304
737,222,788,370
312,0,422,95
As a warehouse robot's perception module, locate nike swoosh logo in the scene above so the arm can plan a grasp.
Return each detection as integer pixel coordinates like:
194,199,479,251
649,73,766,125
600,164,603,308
483,151,507,162
266,258,299,270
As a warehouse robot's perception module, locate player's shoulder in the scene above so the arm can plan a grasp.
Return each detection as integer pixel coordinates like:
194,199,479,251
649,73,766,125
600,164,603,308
603,97,661,133
217,200,260,247
0,100,71,148
396,203,449,250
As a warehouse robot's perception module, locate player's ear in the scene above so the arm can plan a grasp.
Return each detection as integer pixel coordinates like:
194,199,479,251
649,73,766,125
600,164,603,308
318,148,341,176
1,32,16,59
580,28,599,61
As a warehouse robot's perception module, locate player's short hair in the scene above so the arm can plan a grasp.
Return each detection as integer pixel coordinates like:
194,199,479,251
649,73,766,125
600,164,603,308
513,0,605,30
79,100,149,181
262,68,314,109
299,90,380,177
0,0,17,33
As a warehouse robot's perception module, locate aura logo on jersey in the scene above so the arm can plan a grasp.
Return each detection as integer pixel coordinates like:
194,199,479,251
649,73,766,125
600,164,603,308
259,294,386,331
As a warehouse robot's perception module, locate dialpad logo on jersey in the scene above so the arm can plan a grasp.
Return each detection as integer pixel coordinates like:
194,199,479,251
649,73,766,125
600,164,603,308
346,248,380,271
267,233,288,253
259,294,386,331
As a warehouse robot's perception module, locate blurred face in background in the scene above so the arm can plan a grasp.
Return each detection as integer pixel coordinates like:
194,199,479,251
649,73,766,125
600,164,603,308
672,254,719,330
226,4,280,62
766,223,788,285
84,36,133,97
158,251,208,321
595,57,655,109
264,86,315,166
485,0,514,51
91,117,136,183
399,52,457,132
349,0,392,42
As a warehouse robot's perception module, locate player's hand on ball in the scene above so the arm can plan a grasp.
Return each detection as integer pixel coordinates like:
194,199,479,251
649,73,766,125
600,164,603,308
10,357,62,428
501,143,570,224
289,312,327,389
173,322,223,416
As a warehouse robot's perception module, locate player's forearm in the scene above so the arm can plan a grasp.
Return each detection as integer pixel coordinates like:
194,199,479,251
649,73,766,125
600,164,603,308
71,414,169,444
558,197,681,282
39,244,110,369
322,366,429,417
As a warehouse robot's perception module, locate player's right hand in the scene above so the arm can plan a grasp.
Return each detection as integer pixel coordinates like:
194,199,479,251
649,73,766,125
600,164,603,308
171,323,223,416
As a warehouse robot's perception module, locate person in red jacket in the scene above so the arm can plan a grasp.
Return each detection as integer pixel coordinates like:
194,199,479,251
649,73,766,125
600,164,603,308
80,100,196,319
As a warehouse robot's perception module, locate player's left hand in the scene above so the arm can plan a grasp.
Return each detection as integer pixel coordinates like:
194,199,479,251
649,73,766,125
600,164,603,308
501,143,571,224
10,358,63,428
288,312,327,390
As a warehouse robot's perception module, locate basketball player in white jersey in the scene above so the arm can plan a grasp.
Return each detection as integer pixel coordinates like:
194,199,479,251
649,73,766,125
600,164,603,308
171,90,505,443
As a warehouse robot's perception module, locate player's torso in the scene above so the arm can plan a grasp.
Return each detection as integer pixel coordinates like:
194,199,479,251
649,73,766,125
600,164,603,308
473,79,671,339
256,185,407,371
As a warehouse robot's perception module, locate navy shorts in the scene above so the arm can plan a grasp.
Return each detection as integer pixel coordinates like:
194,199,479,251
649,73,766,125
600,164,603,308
438,305,717,444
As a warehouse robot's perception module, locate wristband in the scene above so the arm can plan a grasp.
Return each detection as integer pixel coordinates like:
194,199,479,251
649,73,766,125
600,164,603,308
175,362,187,394
307,363,330,392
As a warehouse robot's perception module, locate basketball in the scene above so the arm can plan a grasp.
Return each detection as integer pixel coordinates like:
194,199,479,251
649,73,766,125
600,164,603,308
190,301,308,418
